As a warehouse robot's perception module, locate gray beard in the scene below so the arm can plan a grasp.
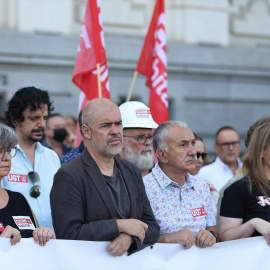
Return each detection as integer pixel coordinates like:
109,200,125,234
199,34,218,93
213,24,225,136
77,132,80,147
124,144,153,171
91,135,123,157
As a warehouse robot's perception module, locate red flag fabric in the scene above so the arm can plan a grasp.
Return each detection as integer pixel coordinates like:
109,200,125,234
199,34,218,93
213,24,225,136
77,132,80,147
72,0,110,100
136,0,168,125
72,0,110,146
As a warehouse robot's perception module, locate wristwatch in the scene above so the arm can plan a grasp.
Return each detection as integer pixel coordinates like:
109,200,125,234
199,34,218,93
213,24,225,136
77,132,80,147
209,230,218,242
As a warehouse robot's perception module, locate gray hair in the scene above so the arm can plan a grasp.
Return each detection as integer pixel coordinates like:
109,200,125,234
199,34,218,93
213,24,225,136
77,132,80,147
153,120,188,152
0,123,18,150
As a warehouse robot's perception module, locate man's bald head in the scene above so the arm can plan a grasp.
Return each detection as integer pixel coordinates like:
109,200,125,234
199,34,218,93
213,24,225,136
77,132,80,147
82,98,119,129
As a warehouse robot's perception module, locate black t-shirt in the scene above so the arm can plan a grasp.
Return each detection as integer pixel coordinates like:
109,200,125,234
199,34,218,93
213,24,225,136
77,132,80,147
220,177,270,237
0,189,37,238
103,165,131,219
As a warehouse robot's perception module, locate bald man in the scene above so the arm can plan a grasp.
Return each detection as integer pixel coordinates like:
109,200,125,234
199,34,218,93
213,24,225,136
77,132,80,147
50,98,159,256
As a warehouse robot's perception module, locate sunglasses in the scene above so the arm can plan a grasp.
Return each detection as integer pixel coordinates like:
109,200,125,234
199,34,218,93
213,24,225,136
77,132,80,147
197,152,208,160
28,171,41,198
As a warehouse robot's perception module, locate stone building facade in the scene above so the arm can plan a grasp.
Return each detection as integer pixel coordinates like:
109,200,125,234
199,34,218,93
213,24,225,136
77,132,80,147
0,0,270,158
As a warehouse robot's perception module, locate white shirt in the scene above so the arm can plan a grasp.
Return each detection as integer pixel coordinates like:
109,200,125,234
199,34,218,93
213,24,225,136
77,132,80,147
196,156,242,192
1,142,60,229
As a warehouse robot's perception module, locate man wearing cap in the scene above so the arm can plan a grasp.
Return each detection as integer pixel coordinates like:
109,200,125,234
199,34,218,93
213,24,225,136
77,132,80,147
119,101,158,177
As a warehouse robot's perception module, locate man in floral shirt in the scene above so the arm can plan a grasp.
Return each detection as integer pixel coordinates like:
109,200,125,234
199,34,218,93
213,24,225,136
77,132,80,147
143,120,217,249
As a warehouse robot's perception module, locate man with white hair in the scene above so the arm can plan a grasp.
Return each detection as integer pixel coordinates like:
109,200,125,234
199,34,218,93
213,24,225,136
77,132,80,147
119,101,158,176
143,120,217,249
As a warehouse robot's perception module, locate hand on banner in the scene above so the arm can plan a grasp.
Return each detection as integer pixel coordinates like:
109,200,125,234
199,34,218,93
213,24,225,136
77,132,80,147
116,219,148,243
107,233,133,256
32,227,56,246
158,228,196,249
196,229,216,248
0,225,21,246
252,218,270,245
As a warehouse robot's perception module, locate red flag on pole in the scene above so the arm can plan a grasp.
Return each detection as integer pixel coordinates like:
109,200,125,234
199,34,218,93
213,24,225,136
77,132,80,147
72,0,110,146
136,0,168,125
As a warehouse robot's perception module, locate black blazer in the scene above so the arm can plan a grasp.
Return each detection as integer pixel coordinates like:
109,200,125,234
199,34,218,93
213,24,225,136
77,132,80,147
50,149,159,254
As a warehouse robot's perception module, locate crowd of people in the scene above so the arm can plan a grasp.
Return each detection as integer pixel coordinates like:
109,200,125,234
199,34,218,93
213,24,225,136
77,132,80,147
1,86,270,256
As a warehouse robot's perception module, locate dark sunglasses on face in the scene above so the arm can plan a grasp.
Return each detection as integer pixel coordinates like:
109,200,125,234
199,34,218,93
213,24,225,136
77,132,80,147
28,171,41,198
197,152,208,160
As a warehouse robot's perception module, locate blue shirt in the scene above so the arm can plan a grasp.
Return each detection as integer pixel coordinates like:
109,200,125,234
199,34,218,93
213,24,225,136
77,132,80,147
60,141,85,166
1,142,60,229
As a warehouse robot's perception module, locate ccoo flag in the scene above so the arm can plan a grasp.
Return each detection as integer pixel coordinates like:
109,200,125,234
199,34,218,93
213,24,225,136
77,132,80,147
136,0,168,125
72,0,110,146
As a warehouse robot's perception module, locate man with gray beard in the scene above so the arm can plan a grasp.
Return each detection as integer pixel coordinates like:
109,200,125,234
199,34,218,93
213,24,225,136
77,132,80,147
50,98,159,256
119,101,158,176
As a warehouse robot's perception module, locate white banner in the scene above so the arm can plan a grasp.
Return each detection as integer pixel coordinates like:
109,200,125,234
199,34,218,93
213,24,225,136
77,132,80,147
0,236,269,270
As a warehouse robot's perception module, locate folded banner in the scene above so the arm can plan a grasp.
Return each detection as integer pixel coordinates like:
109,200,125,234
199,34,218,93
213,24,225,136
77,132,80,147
1,236,269,270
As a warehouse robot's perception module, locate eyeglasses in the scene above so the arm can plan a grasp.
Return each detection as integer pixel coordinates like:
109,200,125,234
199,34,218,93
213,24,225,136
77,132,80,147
28,171,41,198
216,141,240,149
197,152,208,160
0,147,17,159
123,134,153,145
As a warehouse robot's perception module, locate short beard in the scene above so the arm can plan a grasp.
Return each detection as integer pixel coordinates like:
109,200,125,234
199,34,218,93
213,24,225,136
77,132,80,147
124,144,153,171
29,129,45,142
91,134,123,157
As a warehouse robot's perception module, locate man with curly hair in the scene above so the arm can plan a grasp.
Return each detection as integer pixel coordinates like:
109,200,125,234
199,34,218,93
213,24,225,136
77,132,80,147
2,86,60,229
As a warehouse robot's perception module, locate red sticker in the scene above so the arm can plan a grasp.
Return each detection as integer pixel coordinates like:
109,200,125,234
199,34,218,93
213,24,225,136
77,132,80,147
0,222,4,232
12,216,35,230
136,109,151,115
191,207,207,217
7,174,28,183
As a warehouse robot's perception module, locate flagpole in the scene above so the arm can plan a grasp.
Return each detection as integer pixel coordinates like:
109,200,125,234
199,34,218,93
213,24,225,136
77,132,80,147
96,63,102,97
126,71,138,102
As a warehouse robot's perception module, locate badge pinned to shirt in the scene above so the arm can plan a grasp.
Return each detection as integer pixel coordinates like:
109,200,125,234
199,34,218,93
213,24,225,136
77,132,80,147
8,174,28,183
190,207,207,217
12,216,35,230
0,222,4,232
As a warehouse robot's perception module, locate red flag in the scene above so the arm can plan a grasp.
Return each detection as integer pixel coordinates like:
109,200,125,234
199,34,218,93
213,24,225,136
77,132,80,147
72,0,110,146
72,0,110,100
136,0,168,125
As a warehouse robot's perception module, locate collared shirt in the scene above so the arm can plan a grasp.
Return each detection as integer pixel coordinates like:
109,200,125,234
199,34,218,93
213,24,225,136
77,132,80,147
60,141,85,166
143,163,216,235
1,142,60,229
196,156,243,192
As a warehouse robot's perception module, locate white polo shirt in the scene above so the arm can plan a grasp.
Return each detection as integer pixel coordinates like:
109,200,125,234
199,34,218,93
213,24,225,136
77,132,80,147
1,142,60,229
196,156,242,192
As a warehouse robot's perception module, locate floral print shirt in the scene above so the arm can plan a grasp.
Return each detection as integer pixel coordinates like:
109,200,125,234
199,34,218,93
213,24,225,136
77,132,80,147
143,163,216,235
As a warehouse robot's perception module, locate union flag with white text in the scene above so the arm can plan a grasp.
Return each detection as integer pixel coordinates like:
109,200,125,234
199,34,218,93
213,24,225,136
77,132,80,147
72,0,110,146
136,0,168,125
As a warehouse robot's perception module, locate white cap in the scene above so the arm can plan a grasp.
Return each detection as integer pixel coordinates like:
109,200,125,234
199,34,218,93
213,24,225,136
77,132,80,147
119,101,158,129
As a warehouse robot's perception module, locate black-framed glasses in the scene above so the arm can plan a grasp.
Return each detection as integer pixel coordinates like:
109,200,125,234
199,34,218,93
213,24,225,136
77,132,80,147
216,141,240,149
0,147,17,159
123,134,153,145
197,152,208,160
28,171,41,198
